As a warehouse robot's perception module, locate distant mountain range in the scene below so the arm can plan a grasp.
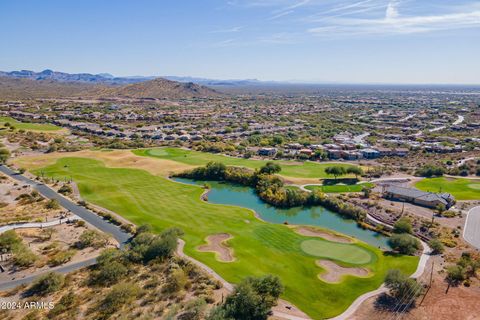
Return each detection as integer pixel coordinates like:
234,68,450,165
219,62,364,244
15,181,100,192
0,70,221,100
0,69,154,85
0,69,265,87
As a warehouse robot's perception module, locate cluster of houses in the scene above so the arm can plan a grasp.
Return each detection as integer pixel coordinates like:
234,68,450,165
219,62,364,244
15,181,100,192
257,132,410,160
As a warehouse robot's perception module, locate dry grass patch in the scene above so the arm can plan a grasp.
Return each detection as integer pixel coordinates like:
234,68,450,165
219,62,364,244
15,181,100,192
316,260,370,283
12,149,194,177
198,233,234,262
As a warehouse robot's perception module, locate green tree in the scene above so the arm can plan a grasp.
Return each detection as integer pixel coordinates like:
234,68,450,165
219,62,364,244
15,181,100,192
384,269,422,304
393,217,413,234
325,166,346,181
346,166,363,179
388,234,420,255
210,275,284,320
259,162,282,175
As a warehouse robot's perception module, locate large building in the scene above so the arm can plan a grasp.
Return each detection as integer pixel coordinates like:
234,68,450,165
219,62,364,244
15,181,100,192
383,186,455,209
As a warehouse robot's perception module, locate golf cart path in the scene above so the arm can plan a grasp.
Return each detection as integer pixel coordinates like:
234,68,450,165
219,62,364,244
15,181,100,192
0,218,76,233
463,206,480,250
329,240,431,320
177,239,310,320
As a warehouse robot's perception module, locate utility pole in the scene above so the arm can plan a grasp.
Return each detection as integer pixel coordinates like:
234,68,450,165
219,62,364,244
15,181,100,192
419,261,435,306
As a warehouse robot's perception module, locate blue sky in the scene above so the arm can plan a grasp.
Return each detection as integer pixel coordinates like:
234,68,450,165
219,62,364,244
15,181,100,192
1,0,479,84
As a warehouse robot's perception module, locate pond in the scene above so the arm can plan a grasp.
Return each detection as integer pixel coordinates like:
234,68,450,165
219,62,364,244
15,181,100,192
174,178,390,249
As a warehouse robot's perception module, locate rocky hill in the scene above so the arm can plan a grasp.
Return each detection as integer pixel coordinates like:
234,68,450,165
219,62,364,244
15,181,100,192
100,78,220,99
0,76,219,100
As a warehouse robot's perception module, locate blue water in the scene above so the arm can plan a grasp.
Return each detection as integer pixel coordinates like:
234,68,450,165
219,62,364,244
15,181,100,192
174,178,390,249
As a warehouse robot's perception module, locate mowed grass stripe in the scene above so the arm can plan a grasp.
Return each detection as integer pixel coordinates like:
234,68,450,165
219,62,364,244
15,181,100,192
35,157,418,319
133,147,361,179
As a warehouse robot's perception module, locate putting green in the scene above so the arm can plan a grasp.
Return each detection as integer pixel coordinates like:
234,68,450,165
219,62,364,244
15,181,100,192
31,156,418,319
301,239,373,264
415,177,480,200
133,147,362,180
0,116,61,132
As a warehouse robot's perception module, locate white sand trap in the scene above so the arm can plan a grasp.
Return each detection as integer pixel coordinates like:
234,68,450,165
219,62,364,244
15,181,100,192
316,260,370,283
198,233,234,262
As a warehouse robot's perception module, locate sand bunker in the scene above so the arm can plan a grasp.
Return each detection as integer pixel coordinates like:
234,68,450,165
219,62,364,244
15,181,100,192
316,260,369,283
295,226,353,243
198,233,234,262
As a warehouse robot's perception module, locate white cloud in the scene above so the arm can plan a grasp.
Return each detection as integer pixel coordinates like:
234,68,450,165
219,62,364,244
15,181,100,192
309,1,480,36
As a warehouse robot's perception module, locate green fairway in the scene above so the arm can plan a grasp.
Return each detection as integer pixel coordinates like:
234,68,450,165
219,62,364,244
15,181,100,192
300,239,373,264
34,157,418,319
415,177,480,200
0,116,61,132
133,147,361,180
305,182,374,193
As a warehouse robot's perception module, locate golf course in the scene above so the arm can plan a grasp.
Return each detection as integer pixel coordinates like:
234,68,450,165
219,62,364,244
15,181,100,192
305,182,374,193
415,177,480,200
0,116,61,132
133,147,363,182
16,150,418,319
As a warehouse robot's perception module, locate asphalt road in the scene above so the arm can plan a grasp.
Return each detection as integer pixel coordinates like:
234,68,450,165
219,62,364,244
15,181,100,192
0,165,131,245
0,258,97,291
464,206,480,250
0,165,133,290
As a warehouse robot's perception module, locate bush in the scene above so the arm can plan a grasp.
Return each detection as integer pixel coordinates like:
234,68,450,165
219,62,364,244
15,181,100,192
13,248,38,267
28,272,65,296
76,230,108,249
428,238,444,255
48,290,77,319
393,217,413,234
98,282,140,318
415,165,444,177
0,230,22,251
48,249,76,267
45,199,60,210
58,184,73,195
388,234,421,255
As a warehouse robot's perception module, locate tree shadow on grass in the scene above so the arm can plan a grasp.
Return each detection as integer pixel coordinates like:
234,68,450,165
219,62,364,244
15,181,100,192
323,178,359,186
374,292,417,313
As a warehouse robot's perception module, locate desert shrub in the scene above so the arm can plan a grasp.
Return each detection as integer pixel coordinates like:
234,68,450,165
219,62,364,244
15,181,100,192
45,199,60,210
393,217,413,234
48,249,76,266
58,184,73,195
98,282,140,318
27,272,65,296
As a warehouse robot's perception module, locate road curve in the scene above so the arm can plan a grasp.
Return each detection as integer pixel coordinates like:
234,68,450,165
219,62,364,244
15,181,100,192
464,206,480,250
0,165,130,245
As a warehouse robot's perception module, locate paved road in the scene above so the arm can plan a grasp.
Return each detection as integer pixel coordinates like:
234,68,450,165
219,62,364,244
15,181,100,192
0,165,131,245
464,206,480,250
0,257,97,291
